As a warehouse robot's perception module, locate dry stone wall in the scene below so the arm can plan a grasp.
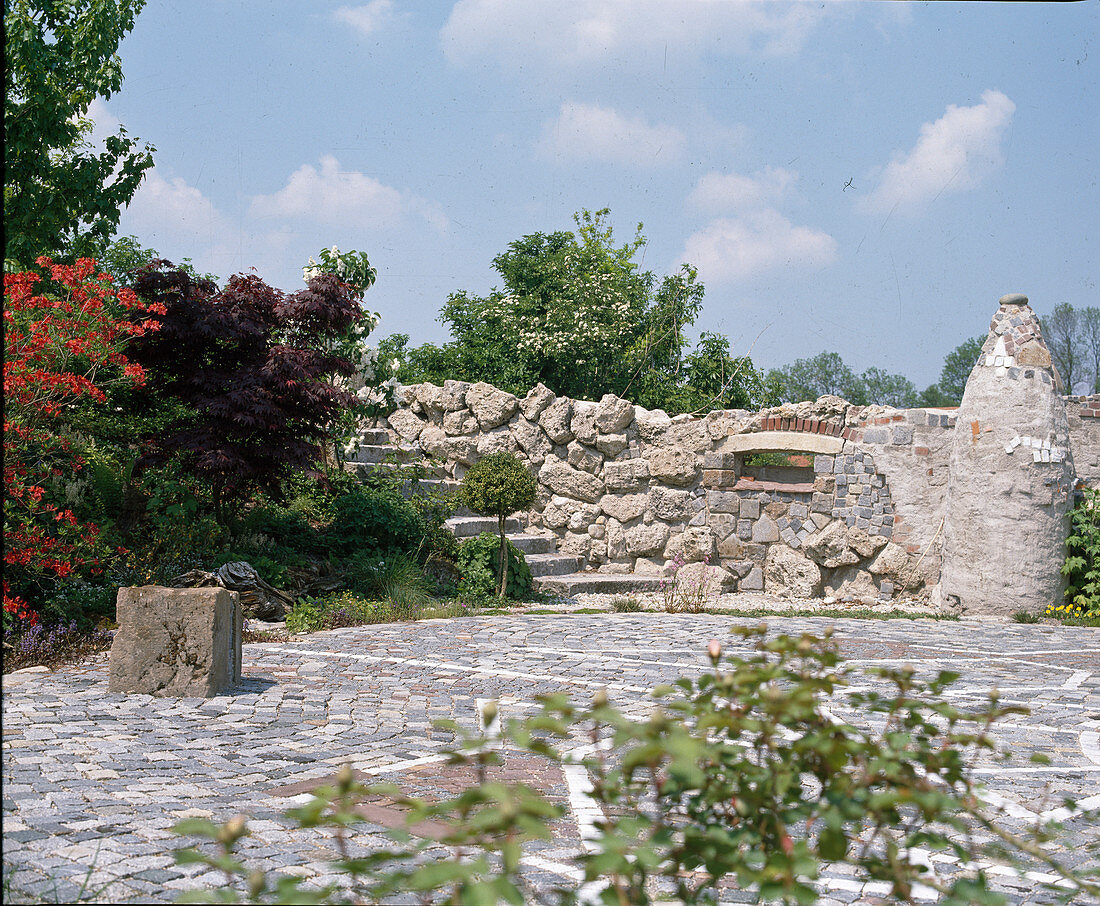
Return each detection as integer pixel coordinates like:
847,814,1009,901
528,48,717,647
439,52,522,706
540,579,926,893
384,381,974,603
375,295,1095,611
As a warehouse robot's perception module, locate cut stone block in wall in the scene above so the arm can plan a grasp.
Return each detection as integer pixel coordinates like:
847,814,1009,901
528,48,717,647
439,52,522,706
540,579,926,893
109,586,242,697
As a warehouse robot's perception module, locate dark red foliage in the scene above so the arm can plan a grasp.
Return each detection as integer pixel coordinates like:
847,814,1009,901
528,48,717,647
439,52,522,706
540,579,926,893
128,264,363,515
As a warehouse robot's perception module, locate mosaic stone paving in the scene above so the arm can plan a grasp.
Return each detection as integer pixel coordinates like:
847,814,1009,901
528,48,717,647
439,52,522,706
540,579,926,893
3,613,1099,904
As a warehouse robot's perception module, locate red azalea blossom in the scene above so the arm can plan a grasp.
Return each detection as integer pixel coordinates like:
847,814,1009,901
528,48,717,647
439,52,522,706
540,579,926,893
4,258,161,619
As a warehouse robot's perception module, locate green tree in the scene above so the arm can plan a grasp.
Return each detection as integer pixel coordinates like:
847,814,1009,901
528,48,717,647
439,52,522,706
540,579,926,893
1079,306,1100,393
99,234,215,288
460,452,537,598
919,335,984,406
1045,303,1083,393
4,0,154,266
859,366,918,408
767,352,867,405
394,209,765,414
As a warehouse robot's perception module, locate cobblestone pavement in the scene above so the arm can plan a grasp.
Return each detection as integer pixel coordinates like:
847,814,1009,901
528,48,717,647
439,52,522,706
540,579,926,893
3,613,1099,904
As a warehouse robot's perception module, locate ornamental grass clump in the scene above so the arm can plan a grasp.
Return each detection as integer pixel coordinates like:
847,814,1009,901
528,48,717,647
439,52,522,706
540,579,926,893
172,625,1100,904
460,452,537,598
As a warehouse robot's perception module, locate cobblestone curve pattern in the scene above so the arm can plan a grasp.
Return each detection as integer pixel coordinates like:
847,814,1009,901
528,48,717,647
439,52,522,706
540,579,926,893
3,615,1099,904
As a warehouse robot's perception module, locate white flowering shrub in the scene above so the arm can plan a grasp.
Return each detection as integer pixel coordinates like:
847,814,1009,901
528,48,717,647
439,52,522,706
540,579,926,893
395,209,767,412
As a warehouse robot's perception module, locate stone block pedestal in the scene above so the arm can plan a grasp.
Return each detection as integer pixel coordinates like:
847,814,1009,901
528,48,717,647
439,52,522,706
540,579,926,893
109,586,242,697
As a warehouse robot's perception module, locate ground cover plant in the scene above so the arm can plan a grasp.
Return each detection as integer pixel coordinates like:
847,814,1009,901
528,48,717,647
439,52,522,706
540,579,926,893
172,626,1099,904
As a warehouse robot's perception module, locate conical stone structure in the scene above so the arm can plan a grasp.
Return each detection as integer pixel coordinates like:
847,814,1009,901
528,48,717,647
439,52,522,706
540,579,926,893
937,294,1075,615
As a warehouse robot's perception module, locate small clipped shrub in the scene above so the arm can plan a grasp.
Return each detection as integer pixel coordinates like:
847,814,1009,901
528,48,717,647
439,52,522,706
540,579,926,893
461,452,537,597
1050,486,1100,619
456,532,532,600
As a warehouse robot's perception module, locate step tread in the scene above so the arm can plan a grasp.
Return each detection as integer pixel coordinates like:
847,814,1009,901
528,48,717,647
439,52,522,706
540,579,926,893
523,552,583,577
533,573,668,595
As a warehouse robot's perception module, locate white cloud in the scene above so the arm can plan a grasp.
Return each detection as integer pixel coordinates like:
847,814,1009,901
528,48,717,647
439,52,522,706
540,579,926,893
124,170,230,239
249,155,447,231
862,90,1016,214
687,167,797,214
442,0,823,68
538,102,685,166
679,210,836,284
333,1,395,36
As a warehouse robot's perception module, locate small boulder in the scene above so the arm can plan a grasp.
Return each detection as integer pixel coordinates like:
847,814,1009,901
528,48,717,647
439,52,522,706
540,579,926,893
539,396,574,444
764,546,822,599
520,383,556,421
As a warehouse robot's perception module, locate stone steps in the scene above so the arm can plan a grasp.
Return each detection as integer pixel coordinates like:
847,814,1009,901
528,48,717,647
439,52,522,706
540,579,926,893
344,430,623,593
505,533,558,555
534,573,668,595
446,515,525,538
525,553,585,578
348,443,419,465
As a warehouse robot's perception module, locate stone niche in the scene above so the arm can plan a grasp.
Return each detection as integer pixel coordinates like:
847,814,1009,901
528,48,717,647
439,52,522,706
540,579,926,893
109,586,242,697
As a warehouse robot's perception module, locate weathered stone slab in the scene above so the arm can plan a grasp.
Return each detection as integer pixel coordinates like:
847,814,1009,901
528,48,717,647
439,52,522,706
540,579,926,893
109,587,242,697
719,431,843,454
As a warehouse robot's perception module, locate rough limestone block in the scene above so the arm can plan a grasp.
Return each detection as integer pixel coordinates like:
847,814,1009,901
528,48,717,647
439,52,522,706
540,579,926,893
599,493,647,523
466,383,518,429
739,566,764,591
440,380,472,412
594,433,628,457
538,455,603,503
603,459,650,492
566,440,603,474
109,587,241,697
520,383,556,421
513,416,553,464
539,397,574,444
387,408,426,441
595,394,635,433
645,448,698,486
571,402,599,444
764,546,822,599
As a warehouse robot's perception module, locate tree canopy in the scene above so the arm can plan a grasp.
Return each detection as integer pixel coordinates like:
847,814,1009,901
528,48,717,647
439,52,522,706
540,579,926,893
391,209,765,414
1045,302,1100,394
4,0,154,266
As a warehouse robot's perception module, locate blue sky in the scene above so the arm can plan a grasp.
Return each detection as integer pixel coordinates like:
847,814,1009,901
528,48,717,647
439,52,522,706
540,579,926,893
95,0,1097,388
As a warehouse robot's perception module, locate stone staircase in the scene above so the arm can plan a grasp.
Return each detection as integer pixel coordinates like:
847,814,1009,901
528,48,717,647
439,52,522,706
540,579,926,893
345,428,586,586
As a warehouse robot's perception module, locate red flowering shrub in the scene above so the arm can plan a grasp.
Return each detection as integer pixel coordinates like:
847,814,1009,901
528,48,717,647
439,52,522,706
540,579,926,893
3,257,163,626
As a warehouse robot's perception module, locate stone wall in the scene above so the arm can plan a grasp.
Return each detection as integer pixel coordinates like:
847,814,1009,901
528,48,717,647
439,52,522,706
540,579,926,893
1066,394,1100,488
384,382,968,603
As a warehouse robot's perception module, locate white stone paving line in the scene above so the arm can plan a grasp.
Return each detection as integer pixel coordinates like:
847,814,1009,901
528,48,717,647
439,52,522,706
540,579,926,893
259,645,654,694
1082,730,1100,766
